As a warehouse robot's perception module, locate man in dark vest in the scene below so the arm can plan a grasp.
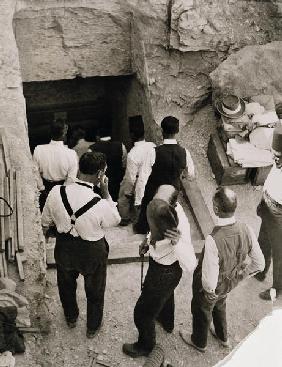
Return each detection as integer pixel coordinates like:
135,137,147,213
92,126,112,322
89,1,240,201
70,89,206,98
88,129,127,202
255,125,282,301
41,152,120,338
133,116,195,234
180,187,265,352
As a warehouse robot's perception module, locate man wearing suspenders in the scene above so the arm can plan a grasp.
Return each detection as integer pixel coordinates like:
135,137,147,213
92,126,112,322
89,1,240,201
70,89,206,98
41,152,121,338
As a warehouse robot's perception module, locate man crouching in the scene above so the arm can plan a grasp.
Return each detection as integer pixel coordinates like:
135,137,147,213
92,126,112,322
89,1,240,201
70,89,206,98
180,187,265,352
122,184,197,358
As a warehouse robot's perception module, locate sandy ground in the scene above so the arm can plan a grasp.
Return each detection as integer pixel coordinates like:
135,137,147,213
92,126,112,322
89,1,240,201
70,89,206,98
15,105,277,366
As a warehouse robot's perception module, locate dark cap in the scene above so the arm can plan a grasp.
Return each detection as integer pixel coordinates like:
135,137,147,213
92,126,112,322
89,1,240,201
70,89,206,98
272,125,282,153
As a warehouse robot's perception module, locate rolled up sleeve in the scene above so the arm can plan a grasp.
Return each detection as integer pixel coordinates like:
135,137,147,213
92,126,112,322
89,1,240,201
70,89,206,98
99,200,121,228
245,225,265,275
201,236,219,293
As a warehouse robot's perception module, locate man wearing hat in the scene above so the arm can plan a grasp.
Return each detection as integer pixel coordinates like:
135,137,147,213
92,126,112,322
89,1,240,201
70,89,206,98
118,115,155,226
122,185,197,358
255,125,282,300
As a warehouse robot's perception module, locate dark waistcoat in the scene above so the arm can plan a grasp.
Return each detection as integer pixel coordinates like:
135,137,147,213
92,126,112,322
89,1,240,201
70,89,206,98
145,144,186,194
193,222,252,297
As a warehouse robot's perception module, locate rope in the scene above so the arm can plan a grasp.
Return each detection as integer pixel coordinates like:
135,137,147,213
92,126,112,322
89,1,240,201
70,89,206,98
0,197,13,217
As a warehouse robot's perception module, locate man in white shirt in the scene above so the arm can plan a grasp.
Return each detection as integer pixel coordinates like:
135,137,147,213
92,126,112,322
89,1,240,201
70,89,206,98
42,152,120,338
118,115,156,226
133,116,195,234
180,187,265,353
255,125,282,300
122,185,197,358
33,119,78,211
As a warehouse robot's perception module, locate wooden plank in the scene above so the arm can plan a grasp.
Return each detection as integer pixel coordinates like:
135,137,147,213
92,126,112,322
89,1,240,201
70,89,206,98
0,129,11,174
8,170,15,262
0,173,5,252
2,252,8,278
15,171,24,252
4,176,12,241
16,252,25,281
181,178,214,238
0,252,4,277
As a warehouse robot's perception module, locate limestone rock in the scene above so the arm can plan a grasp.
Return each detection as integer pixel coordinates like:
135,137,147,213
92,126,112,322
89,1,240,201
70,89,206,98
170,0,281,52
210,41,282,103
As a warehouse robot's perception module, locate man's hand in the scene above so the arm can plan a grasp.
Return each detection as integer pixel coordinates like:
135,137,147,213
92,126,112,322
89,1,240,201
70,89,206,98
99,174,110,199
203,290,218,303
139,238,149,257
164,228,181,245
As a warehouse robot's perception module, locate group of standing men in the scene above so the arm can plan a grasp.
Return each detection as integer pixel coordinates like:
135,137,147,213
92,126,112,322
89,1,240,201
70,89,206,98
33,114,282,357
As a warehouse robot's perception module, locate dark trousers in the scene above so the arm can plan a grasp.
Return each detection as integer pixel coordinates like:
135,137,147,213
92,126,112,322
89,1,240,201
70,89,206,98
134,258,182,351
134,183,156,234
55,233,108,331
191,290,227,348
257,198,282,291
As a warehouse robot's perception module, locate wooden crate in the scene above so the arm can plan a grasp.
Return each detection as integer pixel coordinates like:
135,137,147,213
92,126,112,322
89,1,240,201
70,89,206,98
250,165,272,186
207,133,250,185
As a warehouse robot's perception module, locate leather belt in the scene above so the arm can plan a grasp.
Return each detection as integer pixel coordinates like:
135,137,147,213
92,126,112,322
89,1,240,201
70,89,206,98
264,191,282,210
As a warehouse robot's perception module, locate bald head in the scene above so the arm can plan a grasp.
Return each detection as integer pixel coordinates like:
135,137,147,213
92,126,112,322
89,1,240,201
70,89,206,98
213,187,237,218
153,185,178,207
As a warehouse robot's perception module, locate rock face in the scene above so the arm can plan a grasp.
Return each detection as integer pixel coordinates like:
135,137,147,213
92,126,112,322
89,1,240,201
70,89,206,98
210,41,282,103
14,0,132,81
0,0,46,334
170,0,282,52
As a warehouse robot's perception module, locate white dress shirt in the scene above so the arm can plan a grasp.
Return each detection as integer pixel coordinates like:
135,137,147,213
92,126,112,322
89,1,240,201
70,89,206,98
41,179,121,241
149,202,197,272
201,216,265,293
143,139,195,181
122,140,156,205
263,164,282,205
33,140,78,182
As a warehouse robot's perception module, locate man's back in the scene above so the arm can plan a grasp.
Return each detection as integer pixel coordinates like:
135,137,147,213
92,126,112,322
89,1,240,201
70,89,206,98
34,140,78,182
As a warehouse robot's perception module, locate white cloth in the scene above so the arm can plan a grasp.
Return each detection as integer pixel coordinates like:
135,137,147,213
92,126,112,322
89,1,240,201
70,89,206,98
149,203,197,272
249,127,274,151
33,140,78,182
121,140,156,205
227,138,273,167
41,179,121,241
202,216,265,294
144,139,195,180
263,165,282,205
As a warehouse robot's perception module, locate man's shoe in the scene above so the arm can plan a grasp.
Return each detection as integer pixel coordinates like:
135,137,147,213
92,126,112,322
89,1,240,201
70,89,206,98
210,325,230,348
122,343,151,358
86,328,99,339
254,272,266,282
132,223,148,235
259,288,279,301
179,330,206,353
66,318,77,329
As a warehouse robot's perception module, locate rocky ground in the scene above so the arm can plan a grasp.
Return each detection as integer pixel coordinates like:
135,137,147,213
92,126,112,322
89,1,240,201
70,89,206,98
15,104,278,367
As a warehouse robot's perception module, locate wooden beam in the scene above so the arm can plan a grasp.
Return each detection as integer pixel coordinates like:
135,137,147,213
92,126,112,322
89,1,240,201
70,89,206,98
16,252,25,281
8,170,15,262
0,173,5,252
0,129,11,174
2,252,8,278
15,171,24,252
4,176,12,241
181,178,214,239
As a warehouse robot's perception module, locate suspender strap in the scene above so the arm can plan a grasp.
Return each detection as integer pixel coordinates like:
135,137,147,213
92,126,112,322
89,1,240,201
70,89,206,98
60,186,101,225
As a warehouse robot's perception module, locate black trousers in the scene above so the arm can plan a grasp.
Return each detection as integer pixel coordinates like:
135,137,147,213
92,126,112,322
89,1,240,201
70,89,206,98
134,258,182,351
257,198,282,291
134,182,156,234
191,289,227,348
55,233,108,331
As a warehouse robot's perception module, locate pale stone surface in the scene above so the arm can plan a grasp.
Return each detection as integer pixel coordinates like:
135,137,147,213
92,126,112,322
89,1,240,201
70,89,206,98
170,0,282,52
14,0,132,81
0,0,46,349
210,41,282,103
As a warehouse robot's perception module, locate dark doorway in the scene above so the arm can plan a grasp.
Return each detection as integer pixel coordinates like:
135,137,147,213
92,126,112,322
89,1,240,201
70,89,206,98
23,76,133,153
